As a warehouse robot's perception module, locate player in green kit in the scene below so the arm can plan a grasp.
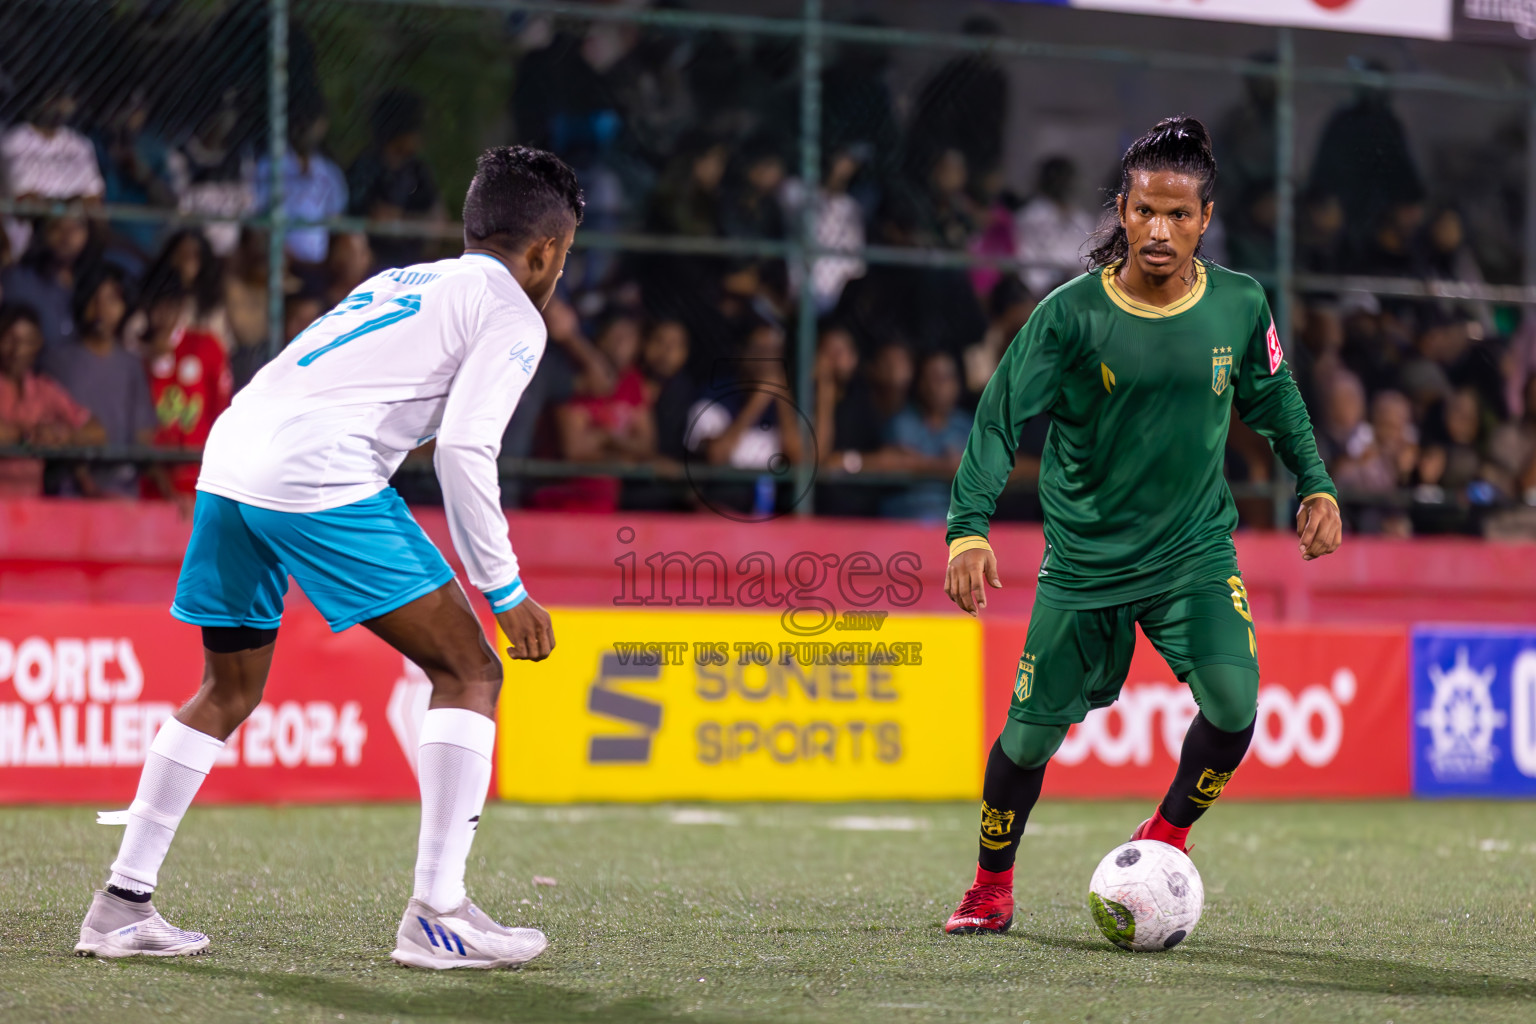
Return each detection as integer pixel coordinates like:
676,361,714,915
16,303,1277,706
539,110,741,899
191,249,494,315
941,117,1342,934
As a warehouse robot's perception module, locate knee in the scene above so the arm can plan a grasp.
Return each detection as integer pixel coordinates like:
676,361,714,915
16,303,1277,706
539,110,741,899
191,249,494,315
198,628,276,725
999,719,1070,770
1188,665,1258,733
1204,704,1256,735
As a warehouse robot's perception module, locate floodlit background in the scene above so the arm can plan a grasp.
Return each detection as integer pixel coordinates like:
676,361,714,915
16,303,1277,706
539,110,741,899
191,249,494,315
2,0,1534,529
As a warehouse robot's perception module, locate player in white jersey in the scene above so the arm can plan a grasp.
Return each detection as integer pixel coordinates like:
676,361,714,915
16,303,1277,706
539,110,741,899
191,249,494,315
74,147,582,969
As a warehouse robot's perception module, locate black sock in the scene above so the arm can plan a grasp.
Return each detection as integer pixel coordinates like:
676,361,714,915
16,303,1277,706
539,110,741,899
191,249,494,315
977,737,1048,874
106,884,152,904
1159,713,1256,829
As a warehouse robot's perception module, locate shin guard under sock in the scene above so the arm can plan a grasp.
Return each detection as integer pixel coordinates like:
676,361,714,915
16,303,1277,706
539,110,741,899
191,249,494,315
976,737,1048,875
1159,712,1256,829
108,718,225,894
413,708,496,913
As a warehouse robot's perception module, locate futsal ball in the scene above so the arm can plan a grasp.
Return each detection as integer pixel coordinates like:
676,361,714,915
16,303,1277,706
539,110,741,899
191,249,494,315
1087,840,1203,951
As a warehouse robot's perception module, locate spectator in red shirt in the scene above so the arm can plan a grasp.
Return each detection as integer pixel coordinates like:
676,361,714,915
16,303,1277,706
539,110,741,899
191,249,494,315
139,277,231,501
0,304,105,497
559,313,652,459
537,312,656,512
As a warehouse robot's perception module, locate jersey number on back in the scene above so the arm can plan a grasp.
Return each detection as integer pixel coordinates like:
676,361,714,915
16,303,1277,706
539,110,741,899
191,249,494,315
295,292,422,367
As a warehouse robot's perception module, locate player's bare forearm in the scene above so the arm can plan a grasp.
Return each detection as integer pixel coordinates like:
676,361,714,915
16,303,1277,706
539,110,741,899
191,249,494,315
1295,494,1342,562
944,546,1001,618
774,397,805,464
496,598,555,661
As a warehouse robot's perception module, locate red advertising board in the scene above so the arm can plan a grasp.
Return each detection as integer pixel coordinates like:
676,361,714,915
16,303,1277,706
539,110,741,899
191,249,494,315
983,619,1411,798
0,601,426,803
0,597,1417,803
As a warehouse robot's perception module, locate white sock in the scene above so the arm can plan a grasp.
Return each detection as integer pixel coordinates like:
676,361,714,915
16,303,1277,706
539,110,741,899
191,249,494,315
412,708,495,914
108,718,224,893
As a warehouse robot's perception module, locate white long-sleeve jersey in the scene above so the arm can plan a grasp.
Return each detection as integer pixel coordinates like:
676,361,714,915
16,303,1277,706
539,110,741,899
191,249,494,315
198,253,544,601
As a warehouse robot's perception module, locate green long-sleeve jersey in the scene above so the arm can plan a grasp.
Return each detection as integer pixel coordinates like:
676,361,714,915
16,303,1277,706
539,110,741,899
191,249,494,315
946,260,1336,609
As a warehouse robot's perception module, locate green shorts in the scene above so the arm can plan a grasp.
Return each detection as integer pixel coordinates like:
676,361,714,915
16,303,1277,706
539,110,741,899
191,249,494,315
1009,571,1258,726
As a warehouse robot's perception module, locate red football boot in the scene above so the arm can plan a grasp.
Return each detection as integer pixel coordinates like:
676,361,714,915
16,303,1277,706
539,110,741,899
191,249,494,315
1131,808,1192,854
943,867,1015,935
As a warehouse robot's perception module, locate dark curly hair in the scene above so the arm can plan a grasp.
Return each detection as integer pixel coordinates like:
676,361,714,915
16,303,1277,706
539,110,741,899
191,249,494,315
1086,115,1217,272
462,145,585,249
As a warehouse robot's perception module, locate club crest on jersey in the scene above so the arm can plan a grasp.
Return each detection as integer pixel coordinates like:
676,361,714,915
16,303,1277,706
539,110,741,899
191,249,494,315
1015,652,1036,702
1211,346,1232,395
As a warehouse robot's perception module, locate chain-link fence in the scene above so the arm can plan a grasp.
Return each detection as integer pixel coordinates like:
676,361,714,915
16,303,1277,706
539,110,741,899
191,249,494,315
2,0,1535,537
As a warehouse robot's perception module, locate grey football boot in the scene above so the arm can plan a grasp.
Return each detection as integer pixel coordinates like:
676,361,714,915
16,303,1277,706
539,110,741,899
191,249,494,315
75,889,211,958
391,897,547,969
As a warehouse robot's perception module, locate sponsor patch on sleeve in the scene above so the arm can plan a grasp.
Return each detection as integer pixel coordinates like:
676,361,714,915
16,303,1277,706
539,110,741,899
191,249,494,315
1265,319,1284,375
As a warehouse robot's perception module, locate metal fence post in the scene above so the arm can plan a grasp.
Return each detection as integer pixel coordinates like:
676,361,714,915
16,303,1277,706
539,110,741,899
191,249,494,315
267,0,290,362
792,0,823,516
1526,49,1536,293
1272,27,1297,530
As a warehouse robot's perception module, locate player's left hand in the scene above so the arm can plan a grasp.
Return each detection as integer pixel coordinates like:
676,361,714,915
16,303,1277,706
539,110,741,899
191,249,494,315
944,548,1001,617
1295,495,1342,561
496,598,555,661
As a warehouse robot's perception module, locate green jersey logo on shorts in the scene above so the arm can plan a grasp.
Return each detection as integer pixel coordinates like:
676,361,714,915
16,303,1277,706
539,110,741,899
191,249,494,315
1227,575,1252,622
1211,347,1232,395
1015,652,1037,702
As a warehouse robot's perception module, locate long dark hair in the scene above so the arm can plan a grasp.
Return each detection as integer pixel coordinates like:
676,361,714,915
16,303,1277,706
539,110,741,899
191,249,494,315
71,263,133,334
1086,116,1217,272
142,229,223,320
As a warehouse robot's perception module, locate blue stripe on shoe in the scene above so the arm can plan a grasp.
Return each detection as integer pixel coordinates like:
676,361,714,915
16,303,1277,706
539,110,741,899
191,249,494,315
436,923,454,951
483,577,528,612
418,916,438,947
450,931,466,955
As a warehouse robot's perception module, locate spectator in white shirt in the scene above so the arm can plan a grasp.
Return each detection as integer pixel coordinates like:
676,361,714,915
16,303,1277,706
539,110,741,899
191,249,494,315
1,88,105,202
1,87,105,262
168,90,257,257
685,319,805,470
779,146,868,314
1014,156,1096,297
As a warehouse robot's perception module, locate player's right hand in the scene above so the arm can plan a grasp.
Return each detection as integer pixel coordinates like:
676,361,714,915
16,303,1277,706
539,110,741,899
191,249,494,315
944,548,1002,618
496,598,555,662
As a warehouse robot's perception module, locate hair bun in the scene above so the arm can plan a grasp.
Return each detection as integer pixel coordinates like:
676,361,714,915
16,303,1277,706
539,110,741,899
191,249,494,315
1152,116,1212,152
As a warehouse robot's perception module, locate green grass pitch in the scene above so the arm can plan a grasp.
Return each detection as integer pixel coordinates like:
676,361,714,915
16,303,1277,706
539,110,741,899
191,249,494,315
2,800,1534,1023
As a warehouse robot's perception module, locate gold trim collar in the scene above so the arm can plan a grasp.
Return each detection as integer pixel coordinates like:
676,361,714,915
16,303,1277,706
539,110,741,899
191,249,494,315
1101,261,1208,319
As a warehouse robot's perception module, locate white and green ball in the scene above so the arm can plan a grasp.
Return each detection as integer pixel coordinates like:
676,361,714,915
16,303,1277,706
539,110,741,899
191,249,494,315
1088,840,1203,951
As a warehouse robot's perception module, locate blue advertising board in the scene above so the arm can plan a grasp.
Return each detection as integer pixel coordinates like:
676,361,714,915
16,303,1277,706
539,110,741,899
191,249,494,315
1412,627,1536,797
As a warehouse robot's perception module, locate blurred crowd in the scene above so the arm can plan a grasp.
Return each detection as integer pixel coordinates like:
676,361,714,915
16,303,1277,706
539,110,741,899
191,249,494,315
1,7,1535,536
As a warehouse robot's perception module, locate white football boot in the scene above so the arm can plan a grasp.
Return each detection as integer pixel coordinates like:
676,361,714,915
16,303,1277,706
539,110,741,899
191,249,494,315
391,897,547,969
75,889,211,958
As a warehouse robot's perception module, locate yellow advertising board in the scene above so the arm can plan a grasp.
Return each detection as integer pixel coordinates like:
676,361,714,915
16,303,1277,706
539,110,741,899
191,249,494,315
496,609,982,801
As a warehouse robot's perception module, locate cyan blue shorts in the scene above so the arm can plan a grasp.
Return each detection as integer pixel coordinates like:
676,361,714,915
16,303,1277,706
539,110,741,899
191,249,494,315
171,488,457,633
